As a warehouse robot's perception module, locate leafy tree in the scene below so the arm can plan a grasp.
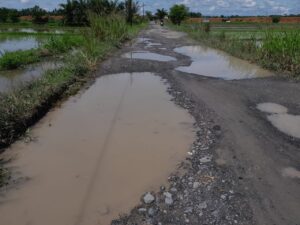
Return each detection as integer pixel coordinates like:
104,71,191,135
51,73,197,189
169,4,189,25
125,0,139,25
145,11,153,20
9,10,20,23
156,8,168,20
0,8,9,22
271,15,281,23
189,12,202,18
31,5,48,24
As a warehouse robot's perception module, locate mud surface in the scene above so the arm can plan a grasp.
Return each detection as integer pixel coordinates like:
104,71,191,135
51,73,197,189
1,24,300,225
0,72,195,225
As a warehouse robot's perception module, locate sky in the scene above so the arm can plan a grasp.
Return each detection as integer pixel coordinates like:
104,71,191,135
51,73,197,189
0,0,299,16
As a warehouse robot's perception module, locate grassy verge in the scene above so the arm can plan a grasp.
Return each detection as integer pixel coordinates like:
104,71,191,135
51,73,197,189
0,15,147,149
0,35,84,70
170,23,300,77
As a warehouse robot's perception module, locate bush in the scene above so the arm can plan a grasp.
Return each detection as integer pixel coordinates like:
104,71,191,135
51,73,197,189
43,35,84,54
0,50,39,70
169,4,189,25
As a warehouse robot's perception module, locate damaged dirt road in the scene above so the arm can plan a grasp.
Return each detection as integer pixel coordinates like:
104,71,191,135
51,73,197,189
110,24,300,225
1,24,300,225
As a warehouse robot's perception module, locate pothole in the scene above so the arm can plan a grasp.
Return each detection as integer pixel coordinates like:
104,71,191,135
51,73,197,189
174,46,272,80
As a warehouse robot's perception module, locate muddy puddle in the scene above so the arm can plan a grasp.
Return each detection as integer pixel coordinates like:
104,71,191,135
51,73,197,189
0,36,41,53
257,103,300,139
122,51,176,62
0,61,62,93
174,46,272,80
0,72,195,225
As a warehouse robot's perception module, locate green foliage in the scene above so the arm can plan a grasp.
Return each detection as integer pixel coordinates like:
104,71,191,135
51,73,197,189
0,50,39,70
169,4,189,25
43,35,84,53
156,8,168,20
259,30,300,75
31,5,48,24
189,12,202,18
87,13,128,42
271,16,281,23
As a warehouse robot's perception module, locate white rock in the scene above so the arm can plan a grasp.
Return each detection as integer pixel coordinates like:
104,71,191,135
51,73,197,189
193,182,200,189
199,156,212,163
199,201,207,209
143,192,155,204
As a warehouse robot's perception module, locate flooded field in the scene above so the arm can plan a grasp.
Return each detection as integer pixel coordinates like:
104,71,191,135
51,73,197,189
0,28,65,34
174,45,272,80
0,36,42,53
122,51,176,62
0,61,62,93
0,72,195,225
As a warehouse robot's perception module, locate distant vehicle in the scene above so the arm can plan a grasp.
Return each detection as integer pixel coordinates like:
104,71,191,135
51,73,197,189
160,20,164,26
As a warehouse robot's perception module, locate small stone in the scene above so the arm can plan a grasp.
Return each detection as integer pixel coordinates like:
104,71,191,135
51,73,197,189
143,192,155,204
164,192,173,205
221,194,227,200
170,187,177,192
199,156,212,163
138,208,147,213
184,207,193,213
148,207,155,216
198,201,207,209
193,182,200,189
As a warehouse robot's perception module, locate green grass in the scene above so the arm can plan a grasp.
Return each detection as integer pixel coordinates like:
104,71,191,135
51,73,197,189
0,50,40,69
171,22,300,77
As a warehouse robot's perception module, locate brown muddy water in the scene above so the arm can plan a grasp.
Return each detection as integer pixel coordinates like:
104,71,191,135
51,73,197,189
0,61,62,93
122,51,176,62
174,46,273,80
257,103,300,139
0,72,195,225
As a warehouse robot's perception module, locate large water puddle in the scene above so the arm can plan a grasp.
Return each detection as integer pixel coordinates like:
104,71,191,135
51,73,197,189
0,36,41,53
0,61,62,93
174,46,272,80
257,103,300,139
0,72,195,225
122,51,176,62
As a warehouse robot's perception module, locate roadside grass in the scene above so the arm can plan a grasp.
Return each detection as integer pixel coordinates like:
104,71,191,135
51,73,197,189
0,15,147,149
170,23,300,77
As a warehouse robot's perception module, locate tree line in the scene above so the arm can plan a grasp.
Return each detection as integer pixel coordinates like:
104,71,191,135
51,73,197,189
0,0,140,25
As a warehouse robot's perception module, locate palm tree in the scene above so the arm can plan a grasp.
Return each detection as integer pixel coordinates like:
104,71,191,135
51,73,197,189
156,8,168,20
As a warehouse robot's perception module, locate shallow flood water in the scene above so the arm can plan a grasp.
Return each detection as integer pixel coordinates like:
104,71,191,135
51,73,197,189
0,61,62,93
174,46,272,80
122,51,176,62
0,72,195,225
0,36,41,53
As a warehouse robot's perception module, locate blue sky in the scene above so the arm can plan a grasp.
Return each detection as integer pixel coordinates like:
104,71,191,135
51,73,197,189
0,0,299,16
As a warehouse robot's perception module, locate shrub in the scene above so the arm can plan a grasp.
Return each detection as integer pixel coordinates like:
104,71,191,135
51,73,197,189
0,50,39,70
